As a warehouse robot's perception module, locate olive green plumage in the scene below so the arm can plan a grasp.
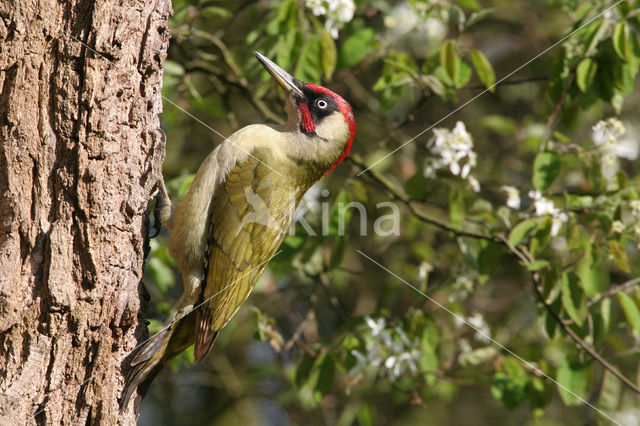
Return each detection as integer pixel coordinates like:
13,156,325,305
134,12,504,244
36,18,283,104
121,145,321,411
120,51,354,411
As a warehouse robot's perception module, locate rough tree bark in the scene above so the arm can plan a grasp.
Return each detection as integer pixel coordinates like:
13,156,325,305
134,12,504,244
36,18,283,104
0,0,172,423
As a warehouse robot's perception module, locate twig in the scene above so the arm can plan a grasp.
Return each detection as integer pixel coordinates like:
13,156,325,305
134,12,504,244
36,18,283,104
465,75,548,91
504,237,640,394
588,277,640,308
349,156,640,394
531,275,640,393
347,156,497,242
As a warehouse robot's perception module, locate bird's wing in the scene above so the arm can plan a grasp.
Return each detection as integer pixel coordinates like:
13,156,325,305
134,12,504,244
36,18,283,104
193,147,302,361
168,125,283,312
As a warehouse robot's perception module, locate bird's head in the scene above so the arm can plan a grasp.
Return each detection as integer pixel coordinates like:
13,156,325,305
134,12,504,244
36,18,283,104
254,51,355,176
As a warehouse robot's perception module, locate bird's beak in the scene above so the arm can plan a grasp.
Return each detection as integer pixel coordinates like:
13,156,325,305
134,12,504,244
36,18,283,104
254,51,305,99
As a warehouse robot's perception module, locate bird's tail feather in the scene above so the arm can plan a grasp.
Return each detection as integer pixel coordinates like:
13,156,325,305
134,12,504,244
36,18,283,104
194,308,219,363
120,314,196,412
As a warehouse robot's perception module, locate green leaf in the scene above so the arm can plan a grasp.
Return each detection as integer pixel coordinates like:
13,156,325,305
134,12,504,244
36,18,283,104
609,240,631,273
567,195,593,210
467,9,493,27
433,65,454,87
266,0,297,36
167,173,194,200
545,298,562,337
200,6,233,19
406,172,429,200
277,28,301,71
295,353,315,386
491,358,528,409
478,240,501,277
617,292,640,334
556,361,590,406
440,41,459,83
329,235,347,269
529,217,552,256
449,187,465,228
613,22,630,61
571,2,594,21
470,49,496,91
553,131,570,143
576,58,597,92
532,151,560,191
598,371,622,413
420,74,446,97
296,36,322,83
456,0,482,11
146,257,176,298
320,30,337,79
357,404,374,426
314,353,335,400
576,236,608,297
508,218,539,246
526,260,550,271
454,58,472,88
459,346,498,367
562,272,587,326
337,28,375,69
164,60,185,76
595,298,612,344
529,375,553,418
481,115,518,134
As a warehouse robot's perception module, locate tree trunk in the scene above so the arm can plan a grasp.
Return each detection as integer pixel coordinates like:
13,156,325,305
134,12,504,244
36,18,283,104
0,0,171,423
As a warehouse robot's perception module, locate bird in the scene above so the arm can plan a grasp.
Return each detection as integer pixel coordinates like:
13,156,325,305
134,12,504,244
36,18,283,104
120,51,355,410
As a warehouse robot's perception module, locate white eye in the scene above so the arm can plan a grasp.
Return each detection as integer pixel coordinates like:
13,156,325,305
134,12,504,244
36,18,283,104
316,99,328,109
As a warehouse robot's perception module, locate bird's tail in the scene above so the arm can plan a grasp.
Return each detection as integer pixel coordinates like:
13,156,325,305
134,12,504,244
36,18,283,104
119,314,195,412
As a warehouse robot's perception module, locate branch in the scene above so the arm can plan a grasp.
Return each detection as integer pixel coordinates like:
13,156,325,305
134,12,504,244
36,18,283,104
588,277,640,308
532,277,640,393
347,157,497,242
177,29,285,125
349,157,640,394
465,75,548,91
497,236,640,394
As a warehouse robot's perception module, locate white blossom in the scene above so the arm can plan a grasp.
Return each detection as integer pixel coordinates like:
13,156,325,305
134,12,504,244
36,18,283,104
630,200,640,218
425,121,481,192
611,220,625,234
467,313,492,343
305,0,355,38
612,409,640,426
468,175,481,193
305,0,327,16
348,316,423,382
383,2,447,56
550,212,568,238
592,118,639,183
500,186,521,210
418,261,433,281
365,316,386,337
497,206,512,228
448,275,473,302
592,117,625,146
458,338,472,355
454,313,491,344
528,190,568,237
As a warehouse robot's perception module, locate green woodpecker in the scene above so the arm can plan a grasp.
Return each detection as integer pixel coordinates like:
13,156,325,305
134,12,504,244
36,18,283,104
121,51,355,408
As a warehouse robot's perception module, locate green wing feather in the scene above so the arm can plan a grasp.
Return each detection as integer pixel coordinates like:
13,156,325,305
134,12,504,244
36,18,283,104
193,148,305,361
122,142,316,407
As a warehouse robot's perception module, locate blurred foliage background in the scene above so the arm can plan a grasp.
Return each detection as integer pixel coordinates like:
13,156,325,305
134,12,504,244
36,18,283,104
140,0,640,424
